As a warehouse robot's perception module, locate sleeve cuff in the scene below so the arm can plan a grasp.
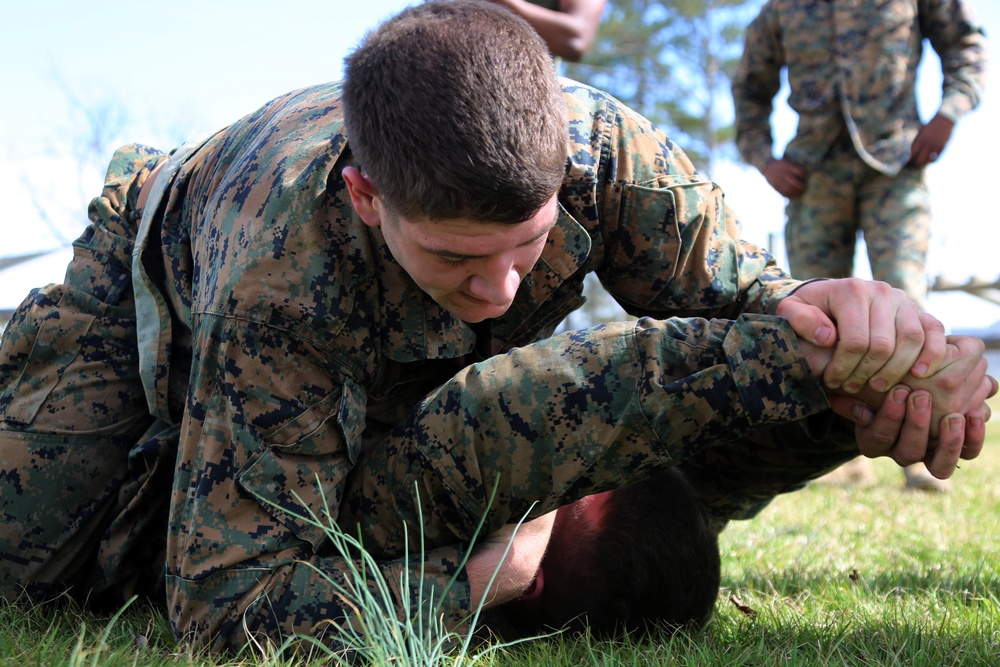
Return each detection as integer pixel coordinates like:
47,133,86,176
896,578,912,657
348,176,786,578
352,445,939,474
386,543,474,634
723,314,830,427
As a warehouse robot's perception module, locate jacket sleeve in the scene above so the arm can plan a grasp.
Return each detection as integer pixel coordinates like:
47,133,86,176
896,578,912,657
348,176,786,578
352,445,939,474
561,83,800,321
732,0,785,173
921,0,989,123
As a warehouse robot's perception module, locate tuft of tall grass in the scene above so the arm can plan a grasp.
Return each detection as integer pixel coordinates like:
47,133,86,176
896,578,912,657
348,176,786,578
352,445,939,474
253,480,550,666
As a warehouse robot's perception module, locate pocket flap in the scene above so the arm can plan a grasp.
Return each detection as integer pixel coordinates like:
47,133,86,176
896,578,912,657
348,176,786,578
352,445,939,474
237,378,367,549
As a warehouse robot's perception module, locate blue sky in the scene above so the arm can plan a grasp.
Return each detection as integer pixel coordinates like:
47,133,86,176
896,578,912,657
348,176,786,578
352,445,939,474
2,0,998,330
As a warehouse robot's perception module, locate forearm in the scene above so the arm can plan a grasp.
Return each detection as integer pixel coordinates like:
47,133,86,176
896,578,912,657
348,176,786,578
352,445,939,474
727,250,802,319
341,314,830,559
732,9,782,171
733,102,777,173
466,512,555,610
486,0,602,61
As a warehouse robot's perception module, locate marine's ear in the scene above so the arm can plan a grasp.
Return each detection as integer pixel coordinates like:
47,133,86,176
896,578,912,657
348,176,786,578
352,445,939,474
342,166,383,228
517,567,545,602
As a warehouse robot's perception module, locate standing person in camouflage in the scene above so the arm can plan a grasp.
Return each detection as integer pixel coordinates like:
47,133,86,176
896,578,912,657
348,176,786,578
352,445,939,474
731,0,988,491
0,0,993,655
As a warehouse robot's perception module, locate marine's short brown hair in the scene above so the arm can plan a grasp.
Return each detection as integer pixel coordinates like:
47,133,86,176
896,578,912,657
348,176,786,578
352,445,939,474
342,0,567,224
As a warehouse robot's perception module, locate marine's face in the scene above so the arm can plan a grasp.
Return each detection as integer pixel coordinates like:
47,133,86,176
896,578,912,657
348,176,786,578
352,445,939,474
379,195,559,323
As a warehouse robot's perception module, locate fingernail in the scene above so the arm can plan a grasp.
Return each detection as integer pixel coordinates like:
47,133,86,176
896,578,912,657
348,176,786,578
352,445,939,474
912,362,928,377
913,394,929,413
872,378,887,392
853,404,874,426
815,325,832,345
969,415,983,430
948,416,964,434
892,387,909,404
844,383,861,394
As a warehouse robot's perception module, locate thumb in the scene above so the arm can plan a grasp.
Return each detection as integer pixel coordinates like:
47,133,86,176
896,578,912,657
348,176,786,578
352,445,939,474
779,298,837,347
827,394,874,426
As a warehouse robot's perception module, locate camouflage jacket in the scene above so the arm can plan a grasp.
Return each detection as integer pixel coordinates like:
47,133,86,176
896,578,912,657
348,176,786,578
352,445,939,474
126,78,818,649
732,0,988,175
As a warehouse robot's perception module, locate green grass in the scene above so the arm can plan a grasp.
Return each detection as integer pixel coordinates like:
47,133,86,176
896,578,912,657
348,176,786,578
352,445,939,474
3,408,999,666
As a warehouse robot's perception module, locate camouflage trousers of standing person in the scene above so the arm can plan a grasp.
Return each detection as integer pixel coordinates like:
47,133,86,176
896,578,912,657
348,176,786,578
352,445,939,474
784,129,931,306
0,145,863,648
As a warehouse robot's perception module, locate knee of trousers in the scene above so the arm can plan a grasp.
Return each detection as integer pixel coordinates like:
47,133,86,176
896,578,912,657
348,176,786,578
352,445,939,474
0,430,134,600
0,283,148,434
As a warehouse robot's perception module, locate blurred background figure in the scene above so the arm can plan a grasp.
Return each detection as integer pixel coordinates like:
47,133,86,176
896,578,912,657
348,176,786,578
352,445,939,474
731,0,989,493
484,0,607,62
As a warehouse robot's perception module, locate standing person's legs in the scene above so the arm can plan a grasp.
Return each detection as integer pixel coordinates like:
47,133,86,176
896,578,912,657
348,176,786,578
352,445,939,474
0,146,174,606
859,165,931,307
783,144,858,282
858,164,943,491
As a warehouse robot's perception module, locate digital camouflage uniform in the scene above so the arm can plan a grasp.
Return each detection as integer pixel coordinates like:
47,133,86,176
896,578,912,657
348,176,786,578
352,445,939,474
732,0,987,305
0,79,859,652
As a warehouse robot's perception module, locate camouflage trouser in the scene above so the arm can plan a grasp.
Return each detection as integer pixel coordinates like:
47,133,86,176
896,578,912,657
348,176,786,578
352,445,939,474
0,148,861,649
785,130,931,306
0,146,173,606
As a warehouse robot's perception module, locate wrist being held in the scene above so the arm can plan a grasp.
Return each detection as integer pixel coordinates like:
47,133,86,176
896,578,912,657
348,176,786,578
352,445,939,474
822,335,996,479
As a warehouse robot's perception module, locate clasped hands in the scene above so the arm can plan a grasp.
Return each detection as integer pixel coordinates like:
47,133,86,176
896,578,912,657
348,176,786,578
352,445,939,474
471,277,994,609
778,278,997,479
